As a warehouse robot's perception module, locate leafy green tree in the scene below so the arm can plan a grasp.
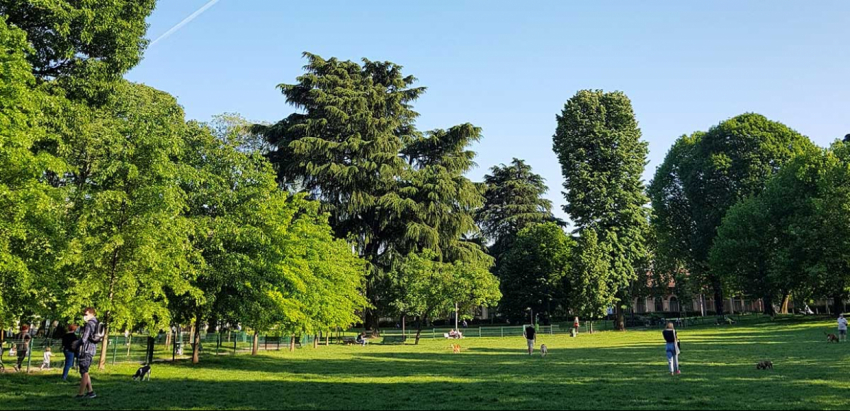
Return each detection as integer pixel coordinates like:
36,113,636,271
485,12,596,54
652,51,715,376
497,223,573,323
0,16,65,328
390,251,500,344
0,0,155,82
553,90,650,330
478,158,559,262
54,81,198,369
650,114,815,315
569,229,613,332
261,54,496,330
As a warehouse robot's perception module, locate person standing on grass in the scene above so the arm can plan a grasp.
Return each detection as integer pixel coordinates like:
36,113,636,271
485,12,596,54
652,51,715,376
61,324,79,381
75,308,100,399
838,314,848,342
663,322,680,376
13,325,31,372
573,317,580,335
523,325,536,355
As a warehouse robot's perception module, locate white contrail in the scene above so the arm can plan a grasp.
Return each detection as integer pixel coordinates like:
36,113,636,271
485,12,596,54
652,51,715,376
149,0,221,47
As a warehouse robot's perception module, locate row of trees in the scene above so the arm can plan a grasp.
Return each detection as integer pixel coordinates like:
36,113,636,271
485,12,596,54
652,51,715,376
0,4,368,369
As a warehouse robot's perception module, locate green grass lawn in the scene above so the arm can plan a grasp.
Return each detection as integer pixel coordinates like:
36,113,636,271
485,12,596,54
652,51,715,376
1,318,848,410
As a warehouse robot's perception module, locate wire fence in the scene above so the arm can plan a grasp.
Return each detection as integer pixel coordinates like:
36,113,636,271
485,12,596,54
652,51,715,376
0,313,781,372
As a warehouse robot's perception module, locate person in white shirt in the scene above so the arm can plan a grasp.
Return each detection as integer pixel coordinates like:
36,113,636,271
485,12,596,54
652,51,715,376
838,314,848,342
40,346,53,370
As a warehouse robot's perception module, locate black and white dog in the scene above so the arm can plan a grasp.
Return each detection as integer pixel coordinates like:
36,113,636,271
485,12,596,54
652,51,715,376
132,364,152,382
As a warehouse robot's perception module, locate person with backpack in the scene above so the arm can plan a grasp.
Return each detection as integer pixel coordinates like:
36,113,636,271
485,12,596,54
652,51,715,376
75,308,102,399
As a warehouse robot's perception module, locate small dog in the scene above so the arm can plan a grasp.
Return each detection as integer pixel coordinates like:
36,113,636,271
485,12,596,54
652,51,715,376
756,360,773,370
540,344,548,357
451,344,461,353
132,364,152,381
825,332,840,343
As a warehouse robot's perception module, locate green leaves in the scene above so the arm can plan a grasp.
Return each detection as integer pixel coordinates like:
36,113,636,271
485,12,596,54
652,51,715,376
649,114,815,314
498,222,574,322
553,90,650,322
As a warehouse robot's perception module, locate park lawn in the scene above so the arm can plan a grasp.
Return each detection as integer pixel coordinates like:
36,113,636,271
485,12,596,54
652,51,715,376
0,319,848,410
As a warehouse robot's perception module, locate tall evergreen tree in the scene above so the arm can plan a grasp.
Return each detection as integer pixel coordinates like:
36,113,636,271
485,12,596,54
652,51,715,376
553,90,650,330
478,158,558,261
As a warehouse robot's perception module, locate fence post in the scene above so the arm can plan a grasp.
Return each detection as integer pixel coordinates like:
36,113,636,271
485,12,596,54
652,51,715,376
25,339,32,374
215,334,220,356
112,337,118,365
479,327,482,338
432,329,435,339
233,338,237,355
501,327,504,338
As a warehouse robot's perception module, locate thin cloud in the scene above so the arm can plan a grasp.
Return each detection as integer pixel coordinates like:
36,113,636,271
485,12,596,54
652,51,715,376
149,0,221,48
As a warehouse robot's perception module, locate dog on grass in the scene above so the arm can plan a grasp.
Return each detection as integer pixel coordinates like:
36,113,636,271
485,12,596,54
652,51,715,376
450,344,461,353
825,332,840,343
132,364,152,381
756,360,773,370
540,344,548,357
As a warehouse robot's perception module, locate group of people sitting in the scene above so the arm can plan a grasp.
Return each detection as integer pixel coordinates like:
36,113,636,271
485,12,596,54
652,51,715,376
446,330,463,339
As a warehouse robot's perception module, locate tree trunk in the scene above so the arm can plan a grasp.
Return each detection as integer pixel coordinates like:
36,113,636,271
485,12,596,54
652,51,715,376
325,333,330,346
832,293,845,317
780,293,790,314
414,316,425,345
712,281,725,316
251,331,259,356
615,306,625,331
98,322,110,370
313,335,318,349
589,321,594,334
192,317,202,364
763,295,775,316
289,335,295,352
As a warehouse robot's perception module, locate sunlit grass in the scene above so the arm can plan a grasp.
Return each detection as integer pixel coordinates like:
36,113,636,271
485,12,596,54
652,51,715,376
1,317,848,410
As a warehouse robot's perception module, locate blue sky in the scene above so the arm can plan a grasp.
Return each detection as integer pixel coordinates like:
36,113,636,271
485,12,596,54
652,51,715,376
126,1,850,223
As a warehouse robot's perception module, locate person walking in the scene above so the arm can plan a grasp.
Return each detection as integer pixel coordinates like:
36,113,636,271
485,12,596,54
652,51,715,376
61,324,79,381
13,325,31,373
76,308,100,399
838,314,848,342
663,322,680,376
523,325,536,355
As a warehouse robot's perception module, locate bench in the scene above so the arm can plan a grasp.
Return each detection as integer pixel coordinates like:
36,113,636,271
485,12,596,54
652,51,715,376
381,336,406,345
341,337,357,345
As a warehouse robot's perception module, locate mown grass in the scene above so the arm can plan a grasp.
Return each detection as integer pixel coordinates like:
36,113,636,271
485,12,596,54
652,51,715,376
1,318,848,410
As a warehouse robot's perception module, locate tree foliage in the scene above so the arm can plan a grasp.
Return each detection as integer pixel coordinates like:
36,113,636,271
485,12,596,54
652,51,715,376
497,222,573,323
553,90,650,329
649,114,815,314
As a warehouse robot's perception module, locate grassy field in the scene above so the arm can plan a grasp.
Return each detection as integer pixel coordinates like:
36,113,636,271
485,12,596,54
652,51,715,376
1,318,848,410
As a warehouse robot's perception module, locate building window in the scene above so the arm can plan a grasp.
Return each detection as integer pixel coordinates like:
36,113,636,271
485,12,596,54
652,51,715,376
655,297,664,312
669,297,680,313
636,298,646,313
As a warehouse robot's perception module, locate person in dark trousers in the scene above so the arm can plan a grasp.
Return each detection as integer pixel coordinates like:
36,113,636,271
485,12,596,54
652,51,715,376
61,324,79,381
663,322,680,376
523,325,536,355
13,325,31,372
76,308,99,399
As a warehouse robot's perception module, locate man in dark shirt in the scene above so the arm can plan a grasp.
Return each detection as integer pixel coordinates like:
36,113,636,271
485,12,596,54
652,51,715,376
524,325,536,355
13,325,31,372
77,308,99,399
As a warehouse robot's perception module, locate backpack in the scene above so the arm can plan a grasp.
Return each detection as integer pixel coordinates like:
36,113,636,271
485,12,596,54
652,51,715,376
89,320,106,344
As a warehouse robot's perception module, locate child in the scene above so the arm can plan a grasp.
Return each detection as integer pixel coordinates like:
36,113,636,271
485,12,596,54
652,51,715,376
40,347,53,370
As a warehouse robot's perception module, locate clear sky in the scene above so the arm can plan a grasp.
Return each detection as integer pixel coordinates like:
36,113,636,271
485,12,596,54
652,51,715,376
126,1,850,224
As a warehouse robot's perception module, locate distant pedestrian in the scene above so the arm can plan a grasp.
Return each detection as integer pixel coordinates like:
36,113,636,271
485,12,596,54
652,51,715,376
13,325,31,372
462,320,468,329
523,325,536,355
573,317,580,335
663,322,680,376
40,347,53,370
61,325,79,381
838,314,848,342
